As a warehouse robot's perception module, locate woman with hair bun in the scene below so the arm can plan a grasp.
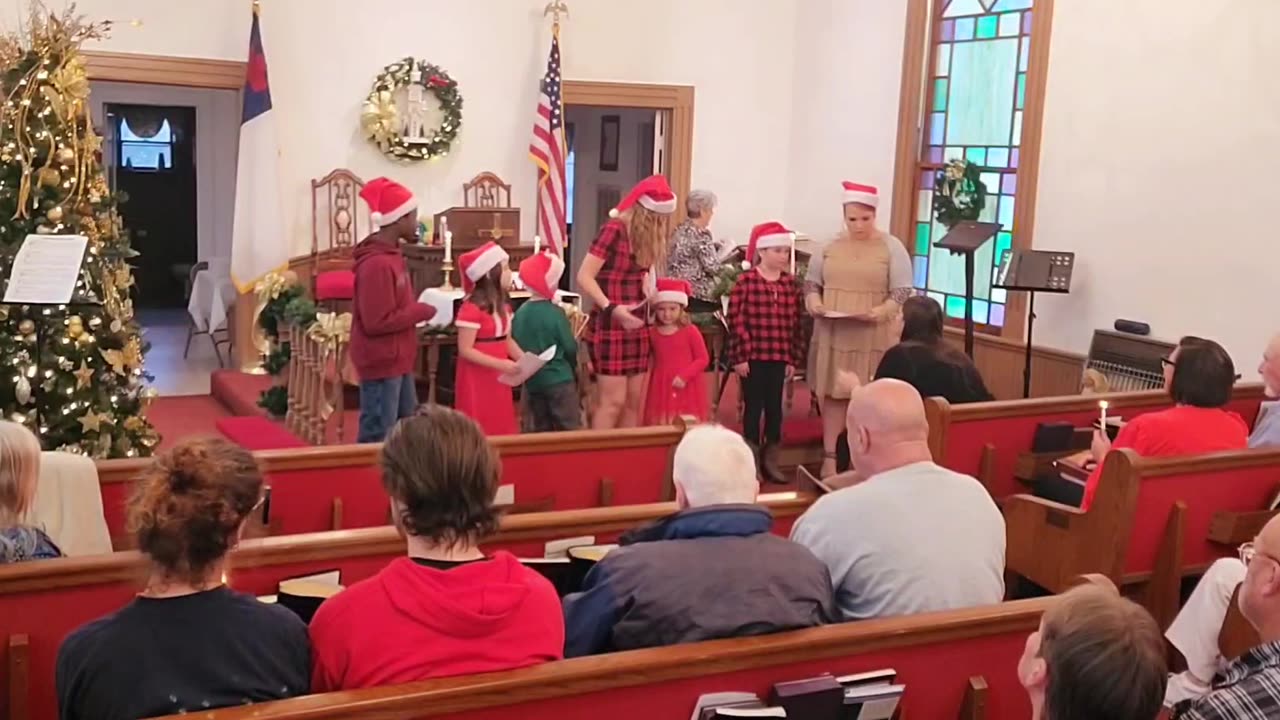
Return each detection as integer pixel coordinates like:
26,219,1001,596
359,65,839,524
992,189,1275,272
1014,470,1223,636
56,438,309,720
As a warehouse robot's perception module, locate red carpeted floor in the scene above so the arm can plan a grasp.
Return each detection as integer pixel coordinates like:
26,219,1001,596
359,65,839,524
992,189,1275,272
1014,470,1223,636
147,369,824,452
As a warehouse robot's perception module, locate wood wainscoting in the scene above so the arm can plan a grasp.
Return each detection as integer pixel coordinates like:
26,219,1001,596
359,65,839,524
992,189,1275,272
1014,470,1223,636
941,326,1085,400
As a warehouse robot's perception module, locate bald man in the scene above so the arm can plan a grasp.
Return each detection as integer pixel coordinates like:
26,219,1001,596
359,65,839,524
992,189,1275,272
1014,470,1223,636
1171,514,1280,719
789,379,1005,621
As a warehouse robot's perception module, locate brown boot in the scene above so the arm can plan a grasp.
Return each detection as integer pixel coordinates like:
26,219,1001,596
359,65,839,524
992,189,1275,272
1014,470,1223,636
760,442,787,485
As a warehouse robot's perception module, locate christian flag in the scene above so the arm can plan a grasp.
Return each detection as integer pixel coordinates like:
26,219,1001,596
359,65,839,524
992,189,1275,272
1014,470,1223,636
230,6,288,292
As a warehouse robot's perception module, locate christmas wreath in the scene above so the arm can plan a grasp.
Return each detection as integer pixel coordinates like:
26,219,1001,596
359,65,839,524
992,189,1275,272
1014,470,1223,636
360,57,463,162
933,159,988,228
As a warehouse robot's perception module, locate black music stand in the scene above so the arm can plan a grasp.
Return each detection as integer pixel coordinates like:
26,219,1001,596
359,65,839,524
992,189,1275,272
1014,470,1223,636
993,249,1075,398
934,221,1001,359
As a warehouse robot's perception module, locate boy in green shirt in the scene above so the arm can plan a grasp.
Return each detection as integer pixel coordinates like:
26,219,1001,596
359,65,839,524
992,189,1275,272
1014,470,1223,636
512,251,580,431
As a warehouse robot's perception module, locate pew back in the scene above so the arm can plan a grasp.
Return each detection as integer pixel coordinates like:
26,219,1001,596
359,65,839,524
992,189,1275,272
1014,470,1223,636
153,598,1051,720
95,424,690,543
0,494,813,720
926,384,1266,498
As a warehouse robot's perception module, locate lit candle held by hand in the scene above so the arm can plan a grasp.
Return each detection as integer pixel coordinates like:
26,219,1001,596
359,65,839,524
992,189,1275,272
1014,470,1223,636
533,234,541,254
1098,400,1109,432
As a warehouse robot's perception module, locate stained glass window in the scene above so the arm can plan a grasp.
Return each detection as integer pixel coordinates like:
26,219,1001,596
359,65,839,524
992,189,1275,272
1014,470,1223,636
910,0,1036,328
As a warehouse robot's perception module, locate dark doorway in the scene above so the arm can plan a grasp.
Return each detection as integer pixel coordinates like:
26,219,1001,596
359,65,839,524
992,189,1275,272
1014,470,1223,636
105,103,197,309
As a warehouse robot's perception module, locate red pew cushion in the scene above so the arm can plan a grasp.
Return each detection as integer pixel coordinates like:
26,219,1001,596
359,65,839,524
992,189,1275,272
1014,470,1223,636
315,270,355,301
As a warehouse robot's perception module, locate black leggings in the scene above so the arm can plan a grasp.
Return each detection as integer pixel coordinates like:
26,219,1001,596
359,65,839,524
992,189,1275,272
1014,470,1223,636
742,360,786,447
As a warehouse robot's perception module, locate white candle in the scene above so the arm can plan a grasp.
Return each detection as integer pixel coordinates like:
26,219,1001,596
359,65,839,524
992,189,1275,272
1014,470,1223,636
440,217,448,245
444,231,453,263
789,233,797,275
1098,400,1109,430
533,234,541,254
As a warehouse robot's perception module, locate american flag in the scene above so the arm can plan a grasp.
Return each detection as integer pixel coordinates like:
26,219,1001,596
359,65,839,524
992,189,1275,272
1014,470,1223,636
529,28,567,257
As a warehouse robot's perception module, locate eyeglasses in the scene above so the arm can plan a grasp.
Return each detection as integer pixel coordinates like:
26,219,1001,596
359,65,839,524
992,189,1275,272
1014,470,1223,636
1239,542,1280,566
1161,356,1177,368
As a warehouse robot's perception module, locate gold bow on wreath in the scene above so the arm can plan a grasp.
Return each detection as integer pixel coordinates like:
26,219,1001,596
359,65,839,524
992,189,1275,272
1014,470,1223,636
360,90,399,152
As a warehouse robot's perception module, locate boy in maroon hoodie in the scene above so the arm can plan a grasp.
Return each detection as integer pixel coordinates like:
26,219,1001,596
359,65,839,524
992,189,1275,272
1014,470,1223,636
308,406,564,689
351,177,436,442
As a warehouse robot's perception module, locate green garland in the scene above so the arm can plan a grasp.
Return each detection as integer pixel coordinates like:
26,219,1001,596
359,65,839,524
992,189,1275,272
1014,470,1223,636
933,159,988,228
256,284,316,417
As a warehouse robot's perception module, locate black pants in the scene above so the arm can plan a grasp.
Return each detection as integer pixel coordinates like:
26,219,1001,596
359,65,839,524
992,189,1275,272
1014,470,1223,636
742,360,786,447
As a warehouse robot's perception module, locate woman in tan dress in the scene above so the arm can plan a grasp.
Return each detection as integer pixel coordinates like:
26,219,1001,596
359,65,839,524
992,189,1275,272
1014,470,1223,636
805,182,914,477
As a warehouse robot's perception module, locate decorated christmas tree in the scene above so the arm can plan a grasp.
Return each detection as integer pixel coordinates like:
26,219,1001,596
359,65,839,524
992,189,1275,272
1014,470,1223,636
0,6,159,457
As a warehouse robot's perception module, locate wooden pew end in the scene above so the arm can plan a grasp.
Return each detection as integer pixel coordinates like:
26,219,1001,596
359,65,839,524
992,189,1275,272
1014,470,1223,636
331,498,344,532
958,675,988,720
8,633,29,720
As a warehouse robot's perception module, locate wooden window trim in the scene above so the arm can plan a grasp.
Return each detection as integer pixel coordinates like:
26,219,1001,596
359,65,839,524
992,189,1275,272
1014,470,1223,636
889,0,1056,341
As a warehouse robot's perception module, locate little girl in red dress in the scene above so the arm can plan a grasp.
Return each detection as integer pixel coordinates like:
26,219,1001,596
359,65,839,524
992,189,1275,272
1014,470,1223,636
643,278,709,425
454,242,521,436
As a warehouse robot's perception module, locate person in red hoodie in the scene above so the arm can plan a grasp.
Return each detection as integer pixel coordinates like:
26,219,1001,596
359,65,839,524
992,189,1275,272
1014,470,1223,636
308,405,564,690
351,177,436,442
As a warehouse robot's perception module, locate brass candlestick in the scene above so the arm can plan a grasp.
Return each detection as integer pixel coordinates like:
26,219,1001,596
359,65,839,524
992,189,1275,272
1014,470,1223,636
439,258,456,290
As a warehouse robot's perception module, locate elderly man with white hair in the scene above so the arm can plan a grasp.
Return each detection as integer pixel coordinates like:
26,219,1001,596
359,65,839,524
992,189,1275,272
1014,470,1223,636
667,189,725,301
791,378,1005,621
562,424,833,657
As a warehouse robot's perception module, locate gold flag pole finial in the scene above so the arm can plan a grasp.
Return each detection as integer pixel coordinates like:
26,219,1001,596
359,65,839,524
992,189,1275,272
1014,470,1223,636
544,0,569,30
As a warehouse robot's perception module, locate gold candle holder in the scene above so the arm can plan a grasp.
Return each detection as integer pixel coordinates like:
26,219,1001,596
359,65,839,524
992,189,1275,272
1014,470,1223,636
439,258,456,290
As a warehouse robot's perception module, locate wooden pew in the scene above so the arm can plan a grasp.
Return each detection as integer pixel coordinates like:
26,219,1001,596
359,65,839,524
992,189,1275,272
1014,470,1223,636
0,493,814,720
1004,447,1280,626
95,422,699,547
153,597,1054,720
924,384,1267,498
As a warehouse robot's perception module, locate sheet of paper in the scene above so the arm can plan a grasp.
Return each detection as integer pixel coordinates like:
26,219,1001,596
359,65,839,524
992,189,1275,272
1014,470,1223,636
4,234,88,304
499,344,556,387
689,692,761,720
493,483,515,506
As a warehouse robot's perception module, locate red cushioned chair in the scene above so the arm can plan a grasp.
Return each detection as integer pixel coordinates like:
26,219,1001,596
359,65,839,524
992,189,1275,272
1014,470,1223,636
311,169,365,309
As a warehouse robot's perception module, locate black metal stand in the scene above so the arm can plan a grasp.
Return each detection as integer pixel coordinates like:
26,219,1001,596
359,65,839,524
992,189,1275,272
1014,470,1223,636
963,250,976,359
1022,290,1037,399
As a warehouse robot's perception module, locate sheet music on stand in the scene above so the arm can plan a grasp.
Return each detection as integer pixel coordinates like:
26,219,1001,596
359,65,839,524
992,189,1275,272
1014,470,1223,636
993,249,1076,398
4,234,89,304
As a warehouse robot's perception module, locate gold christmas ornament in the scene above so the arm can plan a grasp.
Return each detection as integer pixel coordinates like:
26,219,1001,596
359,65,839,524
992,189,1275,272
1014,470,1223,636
123,416,144,431
17,319,34,335
14,375,30,405
36,167,60,187
56,146,75,163
46,205,64,223
75,331,94,347
72,360,92,389
100,348,126,375
66,315,82,336
78,411,110,433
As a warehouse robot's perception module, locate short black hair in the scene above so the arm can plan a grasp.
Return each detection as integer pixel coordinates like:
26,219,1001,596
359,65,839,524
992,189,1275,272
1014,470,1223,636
900,295,944,345
1169,336,1236,408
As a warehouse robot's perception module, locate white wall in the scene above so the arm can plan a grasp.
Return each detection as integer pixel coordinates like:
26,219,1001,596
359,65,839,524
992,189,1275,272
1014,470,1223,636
55,0,798,261
88,81,240,263
564,106,655,282
784,0,911,241
1029,0,1280,370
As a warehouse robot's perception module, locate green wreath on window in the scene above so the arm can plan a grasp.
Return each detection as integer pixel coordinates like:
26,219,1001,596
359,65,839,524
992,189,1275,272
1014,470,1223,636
933,159,988,228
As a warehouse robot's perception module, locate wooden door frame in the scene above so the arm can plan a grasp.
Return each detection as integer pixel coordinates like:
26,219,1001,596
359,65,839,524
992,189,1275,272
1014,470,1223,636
562,81,695,219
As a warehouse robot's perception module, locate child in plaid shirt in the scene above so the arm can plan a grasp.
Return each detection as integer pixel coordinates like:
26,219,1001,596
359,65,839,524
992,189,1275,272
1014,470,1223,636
727,221,806,484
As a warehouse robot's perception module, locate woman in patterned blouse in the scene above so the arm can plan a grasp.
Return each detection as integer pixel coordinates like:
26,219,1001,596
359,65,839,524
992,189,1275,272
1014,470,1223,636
666,190,722,301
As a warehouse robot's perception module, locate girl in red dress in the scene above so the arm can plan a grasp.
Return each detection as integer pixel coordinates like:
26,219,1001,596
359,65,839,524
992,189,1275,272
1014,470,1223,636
454,242,520,436
643,278,709,425
576,175,676,429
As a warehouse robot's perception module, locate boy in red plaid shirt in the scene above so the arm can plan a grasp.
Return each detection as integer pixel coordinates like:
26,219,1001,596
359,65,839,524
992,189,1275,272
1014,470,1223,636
728,221,806,484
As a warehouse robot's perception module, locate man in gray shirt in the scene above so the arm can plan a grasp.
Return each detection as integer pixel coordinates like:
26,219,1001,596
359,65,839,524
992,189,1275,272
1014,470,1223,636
790,379,1006,621
1250,333,1280,448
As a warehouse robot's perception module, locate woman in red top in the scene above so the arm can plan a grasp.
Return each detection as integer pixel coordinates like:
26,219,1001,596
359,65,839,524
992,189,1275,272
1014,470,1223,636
643,278,709,425
577,176,676,429
1081,337,1247,510
453,242,520,436
309,406,563,690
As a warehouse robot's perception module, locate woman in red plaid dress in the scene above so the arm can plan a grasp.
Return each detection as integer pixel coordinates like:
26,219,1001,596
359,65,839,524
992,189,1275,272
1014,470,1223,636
576,176,676,429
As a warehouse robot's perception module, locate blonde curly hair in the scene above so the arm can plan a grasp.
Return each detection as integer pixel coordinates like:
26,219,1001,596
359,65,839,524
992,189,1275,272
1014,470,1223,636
625,206,671,269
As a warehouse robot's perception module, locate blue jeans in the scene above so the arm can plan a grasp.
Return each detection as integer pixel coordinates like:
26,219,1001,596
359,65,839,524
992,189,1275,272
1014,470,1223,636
357,373,419,443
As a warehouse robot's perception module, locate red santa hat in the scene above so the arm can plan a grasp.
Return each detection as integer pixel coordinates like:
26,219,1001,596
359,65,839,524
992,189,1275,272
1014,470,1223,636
609,175,677,218
359,177,418,228
518,250,565,300
742,221,796,270
842,181,879,209
651,278,691,307
458,241,510,293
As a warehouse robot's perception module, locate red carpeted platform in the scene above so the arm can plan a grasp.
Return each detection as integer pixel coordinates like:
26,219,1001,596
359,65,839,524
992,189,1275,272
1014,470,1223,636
147,394,235,451
210,369,274,417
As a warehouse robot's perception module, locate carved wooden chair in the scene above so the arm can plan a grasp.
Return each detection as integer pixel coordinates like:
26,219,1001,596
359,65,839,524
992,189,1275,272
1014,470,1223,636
311,169,365,308
462,171,512,208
